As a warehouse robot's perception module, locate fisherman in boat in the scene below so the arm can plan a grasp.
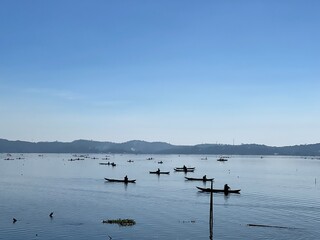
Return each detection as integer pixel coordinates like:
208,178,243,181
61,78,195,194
156,168,160,174
224,184,230,194
202,175,207,181
183,165,187,171
124,175,128,182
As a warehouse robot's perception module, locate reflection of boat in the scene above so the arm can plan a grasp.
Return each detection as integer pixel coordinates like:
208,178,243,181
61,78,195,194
149,171,170,174
104,178,136,183
196,186,240,193
174,168,194,172
185,177,214,181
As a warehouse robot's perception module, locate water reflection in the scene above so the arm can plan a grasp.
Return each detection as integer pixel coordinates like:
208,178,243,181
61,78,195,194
0,154,319,240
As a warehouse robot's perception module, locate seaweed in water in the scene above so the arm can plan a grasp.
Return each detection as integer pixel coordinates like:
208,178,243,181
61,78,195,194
102,219,136,226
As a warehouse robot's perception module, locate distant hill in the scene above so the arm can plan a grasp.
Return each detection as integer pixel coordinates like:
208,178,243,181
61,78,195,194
0,138,320,156
0,139,174,154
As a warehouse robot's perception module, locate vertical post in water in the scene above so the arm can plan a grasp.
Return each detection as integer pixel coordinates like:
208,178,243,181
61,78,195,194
209,179,213,239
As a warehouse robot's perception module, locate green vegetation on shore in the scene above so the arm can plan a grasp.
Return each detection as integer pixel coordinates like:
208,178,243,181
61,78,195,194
1,138,320,156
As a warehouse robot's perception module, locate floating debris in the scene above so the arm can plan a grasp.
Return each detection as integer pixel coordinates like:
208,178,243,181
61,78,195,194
102,219,136,226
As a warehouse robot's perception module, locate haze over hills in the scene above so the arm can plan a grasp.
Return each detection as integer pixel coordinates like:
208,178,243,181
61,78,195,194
1,139,320,156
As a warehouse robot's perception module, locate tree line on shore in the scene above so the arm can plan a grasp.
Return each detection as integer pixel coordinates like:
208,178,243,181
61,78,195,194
1,138,320,156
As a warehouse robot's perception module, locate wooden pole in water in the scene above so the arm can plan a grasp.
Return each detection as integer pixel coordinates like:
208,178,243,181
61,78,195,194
209,180,213,239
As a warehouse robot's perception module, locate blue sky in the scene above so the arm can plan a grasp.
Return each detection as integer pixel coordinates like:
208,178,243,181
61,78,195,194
0,0,319,146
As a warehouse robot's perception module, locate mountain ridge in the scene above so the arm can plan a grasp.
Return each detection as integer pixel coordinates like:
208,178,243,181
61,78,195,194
0,138,320,156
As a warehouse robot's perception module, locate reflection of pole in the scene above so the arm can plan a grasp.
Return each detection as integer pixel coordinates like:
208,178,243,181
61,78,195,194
209,180,213,239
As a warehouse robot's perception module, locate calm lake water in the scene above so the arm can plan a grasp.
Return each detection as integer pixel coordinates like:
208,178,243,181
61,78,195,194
0,154,319,239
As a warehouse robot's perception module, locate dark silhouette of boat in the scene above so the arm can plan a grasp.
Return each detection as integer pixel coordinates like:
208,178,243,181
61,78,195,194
174,168,194,172
196,186,240,193
104,178,136,183
185,177,214,181
175,167,195,170
99,162,116,166
149,171,170,174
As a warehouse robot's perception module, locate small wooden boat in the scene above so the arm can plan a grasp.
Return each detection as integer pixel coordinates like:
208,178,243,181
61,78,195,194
149,171,170,174
196,186,240,193
104,178,136,183
217,158,228,162
185,177,214,181
174,168,194,172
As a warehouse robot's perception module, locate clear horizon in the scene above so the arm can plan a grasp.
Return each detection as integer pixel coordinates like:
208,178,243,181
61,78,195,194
1,1,319,147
